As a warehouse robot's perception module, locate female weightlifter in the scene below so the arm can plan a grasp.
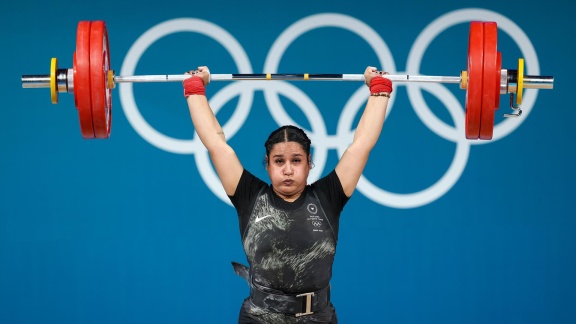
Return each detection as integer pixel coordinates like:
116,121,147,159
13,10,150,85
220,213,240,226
183,66,392,324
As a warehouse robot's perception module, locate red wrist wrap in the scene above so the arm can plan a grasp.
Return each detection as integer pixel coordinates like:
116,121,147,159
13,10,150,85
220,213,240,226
183,76,206,97
370,76,393,94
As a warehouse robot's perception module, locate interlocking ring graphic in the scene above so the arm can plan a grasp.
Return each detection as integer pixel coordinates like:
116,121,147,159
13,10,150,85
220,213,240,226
120,9,541,209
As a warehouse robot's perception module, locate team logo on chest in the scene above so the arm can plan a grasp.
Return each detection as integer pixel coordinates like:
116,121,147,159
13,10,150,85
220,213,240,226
307,203,318,214
306,203,325,233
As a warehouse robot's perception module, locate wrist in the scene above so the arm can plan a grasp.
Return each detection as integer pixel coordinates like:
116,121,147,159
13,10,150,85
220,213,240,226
370,92,390,98
183,76,206,97
369,76,393,95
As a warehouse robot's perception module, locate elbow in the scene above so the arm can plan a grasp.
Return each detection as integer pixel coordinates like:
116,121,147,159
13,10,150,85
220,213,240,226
346,142,372,161
351,135,379,153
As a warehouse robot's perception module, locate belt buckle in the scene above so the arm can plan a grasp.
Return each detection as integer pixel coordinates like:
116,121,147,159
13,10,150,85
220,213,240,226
295,292,315,317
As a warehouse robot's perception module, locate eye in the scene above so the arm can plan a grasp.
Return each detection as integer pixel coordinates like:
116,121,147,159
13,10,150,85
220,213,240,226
292,158,302,164
274,158,284,164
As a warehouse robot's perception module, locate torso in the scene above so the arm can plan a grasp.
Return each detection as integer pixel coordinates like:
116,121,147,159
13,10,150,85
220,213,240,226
230,169,348,293
243,188,337,292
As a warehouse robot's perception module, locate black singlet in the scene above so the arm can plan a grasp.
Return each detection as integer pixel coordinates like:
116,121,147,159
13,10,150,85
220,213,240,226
229,169,349,323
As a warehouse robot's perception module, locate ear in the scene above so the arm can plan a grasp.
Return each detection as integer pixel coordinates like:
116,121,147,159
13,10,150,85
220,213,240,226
308,154,313,170
265,155,269,169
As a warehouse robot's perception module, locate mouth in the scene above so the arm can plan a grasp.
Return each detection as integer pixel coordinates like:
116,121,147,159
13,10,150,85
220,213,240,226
283,180,294,186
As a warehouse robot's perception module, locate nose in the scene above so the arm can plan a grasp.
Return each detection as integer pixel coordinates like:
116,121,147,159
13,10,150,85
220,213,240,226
283,162,294,175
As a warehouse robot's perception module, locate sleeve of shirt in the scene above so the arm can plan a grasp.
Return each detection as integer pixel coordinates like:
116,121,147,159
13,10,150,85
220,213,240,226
228,169,268,216
312,169,350,215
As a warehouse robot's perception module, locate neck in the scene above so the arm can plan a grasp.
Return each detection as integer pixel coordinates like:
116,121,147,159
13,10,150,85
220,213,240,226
273,187,305,202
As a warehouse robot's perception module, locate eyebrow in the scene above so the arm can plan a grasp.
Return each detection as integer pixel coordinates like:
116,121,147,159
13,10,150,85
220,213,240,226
272,153,304,158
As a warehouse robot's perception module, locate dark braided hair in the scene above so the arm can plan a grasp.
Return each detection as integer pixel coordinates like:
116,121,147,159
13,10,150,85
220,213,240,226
263,125,312,166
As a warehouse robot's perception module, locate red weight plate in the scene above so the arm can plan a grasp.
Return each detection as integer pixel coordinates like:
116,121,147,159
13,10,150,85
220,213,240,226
90,21,112,139
73,52,78,108
75,21,95,139
479,22,497,140
465,21,484,140
495,51,502,109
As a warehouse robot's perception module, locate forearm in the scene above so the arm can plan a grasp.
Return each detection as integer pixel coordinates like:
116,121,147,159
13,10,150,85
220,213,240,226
351,95,388,152
186,94,227,151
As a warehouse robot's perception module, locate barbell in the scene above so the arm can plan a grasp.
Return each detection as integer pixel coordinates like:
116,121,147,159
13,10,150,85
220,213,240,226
21,20,554,140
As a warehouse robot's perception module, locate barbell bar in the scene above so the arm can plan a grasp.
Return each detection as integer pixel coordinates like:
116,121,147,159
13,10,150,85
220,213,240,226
21,20,554,140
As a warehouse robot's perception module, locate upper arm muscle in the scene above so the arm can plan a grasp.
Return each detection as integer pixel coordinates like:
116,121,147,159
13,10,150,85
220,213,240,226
335,144,370,197
209,143,244,196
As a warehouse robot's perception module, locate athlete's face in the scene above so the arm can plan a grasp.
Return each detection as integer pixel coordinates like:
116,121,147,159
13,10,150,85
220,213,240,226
266,141,312,202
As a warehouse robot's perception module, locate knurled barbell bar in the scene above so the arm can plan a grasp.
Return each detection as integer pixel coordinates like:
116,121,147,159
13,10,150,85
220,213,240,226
21,20,554,140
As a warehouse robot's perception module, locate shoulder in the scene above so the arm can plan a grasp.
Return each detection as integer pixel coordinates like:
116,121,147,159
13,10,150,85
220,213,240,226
311,170,344,193
229,169,269,208
310,170,349,206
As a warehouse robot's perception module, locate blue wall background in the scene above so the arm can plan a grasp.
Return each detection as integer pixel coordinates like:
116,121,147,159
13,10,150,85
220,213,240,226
1,0,574,323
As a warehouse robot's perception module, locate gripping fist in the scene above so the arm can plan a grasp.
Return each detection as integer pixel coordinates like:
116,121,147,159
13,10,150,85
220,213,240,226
185,66,210,86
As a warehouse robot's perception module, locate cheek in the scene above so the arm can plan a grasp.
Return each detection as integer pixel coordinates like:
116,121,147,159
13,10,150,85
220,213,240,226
267,165,281,178
295,165,310,178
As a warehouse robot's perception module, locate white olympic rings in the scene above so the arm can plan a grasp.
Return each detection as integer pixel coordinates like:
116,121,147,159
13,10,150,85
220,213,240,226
119,9,542,209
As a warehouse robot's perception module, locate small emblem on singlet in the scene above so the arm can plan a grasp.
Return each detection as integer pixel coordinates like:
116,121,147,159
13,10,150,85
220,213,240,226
255,214,272,223
307,203,318,214
307,215,324,232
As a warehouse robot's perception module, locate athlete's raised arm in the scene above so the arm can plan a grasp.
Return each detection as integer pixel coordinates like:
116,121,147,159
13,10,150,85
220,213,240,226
335,66,392,197
183,66,243,196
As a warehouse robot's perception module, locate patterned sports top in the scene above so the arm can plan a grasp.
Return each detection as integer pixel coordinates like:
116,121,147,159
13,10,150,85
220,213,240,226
229,169,349,293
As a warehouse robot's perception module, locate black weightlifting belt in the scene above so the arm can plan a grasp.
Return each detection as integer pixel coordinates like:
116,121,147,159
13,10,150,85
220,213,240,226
232,262,330,317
